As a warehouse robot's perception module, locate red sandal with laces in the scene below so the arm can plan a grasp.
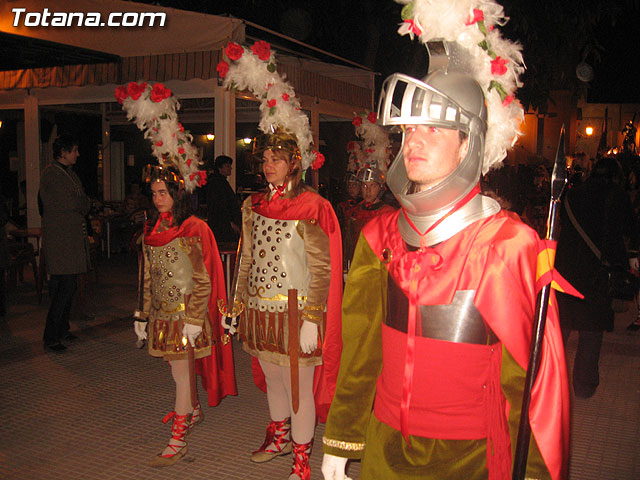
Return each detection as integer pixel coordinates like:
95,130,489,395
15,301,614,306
150,411,189,467
250,417,292,463
288,439,312,480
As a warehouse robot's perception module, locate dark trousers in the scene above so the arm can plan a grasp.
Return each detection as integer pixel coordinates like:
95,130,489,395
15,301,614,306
562,327,603,397
43,274,77,345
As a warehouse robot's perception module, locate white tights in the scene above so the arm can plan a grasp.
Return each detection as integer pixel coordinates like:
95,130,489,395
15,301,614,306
170,359,192,415
259,359,316,444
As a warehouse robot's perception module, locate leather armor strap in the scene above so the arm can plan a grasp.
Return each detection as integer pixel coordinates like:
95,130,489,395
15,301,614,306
288,289,300,414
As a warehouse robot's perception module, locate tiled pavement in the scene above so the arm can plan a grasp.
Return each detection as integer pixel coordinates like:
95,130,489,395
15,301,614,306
0,253,638,480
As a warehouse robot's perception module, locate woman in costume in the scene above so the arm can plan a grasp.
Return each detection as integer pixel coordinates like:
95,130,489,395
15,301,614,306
230,130,342,480
217,39,342,479
133,166,236,466
117,80,237,468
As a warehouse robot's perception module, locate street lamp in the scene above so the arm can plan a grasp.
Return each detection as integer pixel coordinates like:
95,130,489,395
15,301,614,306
585,126,593,136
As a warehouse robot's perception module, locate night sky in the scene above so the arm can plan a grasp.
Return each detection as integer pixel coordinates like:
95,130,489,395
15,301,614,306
136,1,640,103
587,11,640,103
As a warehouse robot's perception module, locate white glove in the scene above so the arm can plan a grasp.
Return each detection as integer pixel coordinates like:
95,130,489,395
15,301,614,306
133,320,147,341
321,454,350,480
221,315,238,334
629,257,639,272
182,323,202,347
299,320,319,354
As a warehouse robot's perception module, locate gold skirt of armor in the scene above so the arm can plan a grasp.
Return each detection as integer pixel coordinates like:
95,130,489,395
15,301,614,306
238,306,324,367
147,313,213,361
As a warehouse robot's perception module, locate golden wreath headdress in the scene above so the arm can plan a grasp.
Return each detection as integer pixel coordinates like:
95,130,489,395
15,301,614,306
141,164,184,189
251,129,302,164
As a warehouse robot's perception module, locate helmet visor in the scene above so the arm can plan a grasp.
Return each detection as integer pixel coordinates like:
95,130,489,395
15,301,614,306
377,73,479,134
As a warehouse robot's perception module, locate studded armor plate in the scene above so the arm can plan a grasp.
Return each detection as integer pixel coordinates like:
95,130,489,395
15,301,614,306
147,237,194,320
144,235,213,360
244,213,311,312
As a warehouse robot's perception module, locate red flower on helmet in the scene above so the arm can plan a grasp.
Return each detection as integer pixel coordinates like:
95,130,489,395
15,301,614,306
197,170,207,186
282,93,290,101
347,141,356,152
155,141,163,147
150,83,171,103
311,151,325,170
267,99,277,108
403,19,422,36
491,56,508,76
127,82,147,101
352,116,363,127
114,85,128,104
502,95,514,106
465,9,484,25
251,40,271,61
178,147,185,155
186,158,192,167
367,112,377,124
216,60,229,79
226,42,244,61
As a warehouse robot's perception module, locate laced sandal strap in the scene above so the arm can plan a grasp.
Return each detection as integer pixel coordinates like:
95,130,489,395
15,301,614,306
162,411,177,424
188,403,203,429
254,418,291,454
159,439,187,458
191,403,202,420
162,411,190,440
290,440,313,480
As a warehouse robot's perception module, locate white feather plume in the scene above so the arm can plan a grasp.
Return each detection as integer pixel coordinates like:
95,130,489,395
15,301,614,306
220,42,319,170
116,82,204,192
352,112,392,175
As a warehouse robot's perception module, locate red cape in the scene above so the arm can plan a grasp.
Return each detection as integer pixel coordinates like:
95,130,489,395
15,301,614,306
250,190,343,422
363,209,569,480
145,215,237,406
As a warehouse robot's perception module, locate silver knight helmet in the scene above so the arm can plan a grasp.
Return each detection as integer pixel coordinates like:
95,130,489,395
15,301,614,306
378,40,487,218
356,165,386,185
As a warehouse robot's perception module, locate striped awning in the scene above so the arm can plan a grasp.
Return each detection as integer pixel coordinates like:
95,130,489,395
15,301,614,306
0,50,371,109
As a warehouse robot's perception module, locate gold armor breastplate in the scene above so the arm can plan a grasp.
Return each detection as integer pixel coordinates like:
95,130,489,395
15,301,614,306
244,213,310,313
147,237,194,320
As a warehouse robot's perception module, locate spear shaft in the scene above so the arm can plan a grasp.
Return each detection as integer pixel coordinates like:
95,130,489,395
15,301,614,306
512,125,567,480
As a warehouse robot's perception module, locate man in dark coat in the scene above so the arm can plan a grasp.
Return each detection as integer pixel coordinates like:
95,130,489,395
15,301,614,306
206,155,241,248
40,134,90,351
556,157,640,397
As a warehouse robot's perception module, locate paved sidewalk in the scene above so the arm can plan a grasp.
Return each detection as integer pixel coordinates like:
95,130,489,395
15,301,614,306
0,253,638,479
